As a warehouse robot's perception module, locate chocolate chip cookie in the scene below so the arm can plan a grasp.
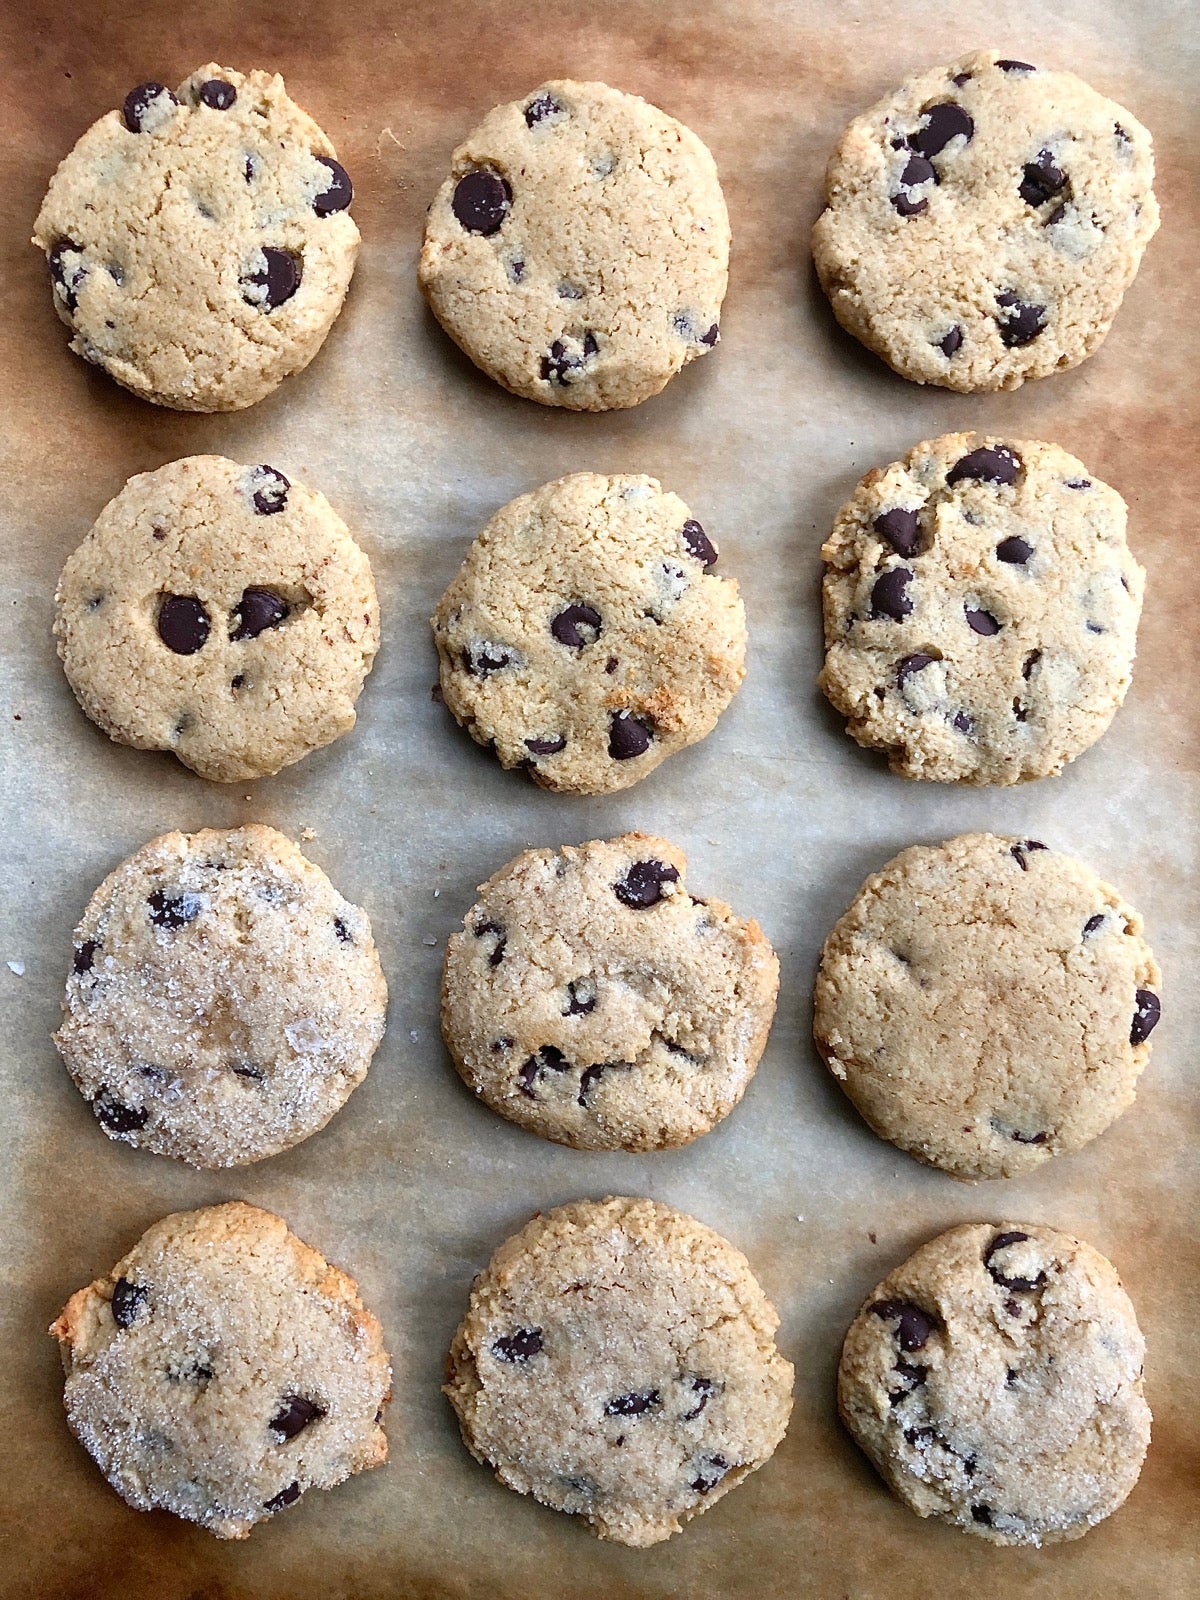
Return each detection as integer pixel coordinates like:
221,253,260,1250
441,833,779,1150
839,1222,1150,1544
432,473,746,793
51,1202,391,1538
813,833,1161,1180
418,81,729,409
819,433,1143,783
445,1196,793,1545
812,51,1159,391
55,825,387,1167
55,455,379,783
33,63,358,410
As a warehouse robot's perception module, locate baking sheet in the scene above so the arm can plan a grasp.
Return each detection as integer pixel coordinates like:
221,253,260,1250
1,1,1197,1595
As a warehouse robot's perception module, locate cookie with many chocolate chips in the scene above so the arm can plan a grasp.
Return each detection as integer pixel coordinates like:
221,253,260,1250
839,1222,1150,1544
51,1203,391,1538
55,455,379,783
819,433,1143,784
418,81,729,409
33,63,359,410
445,1196,793,1545
812,51,1159,390
813,833,1161,1180
55,826,387,1167
432,474,746,794
442,834,779,1150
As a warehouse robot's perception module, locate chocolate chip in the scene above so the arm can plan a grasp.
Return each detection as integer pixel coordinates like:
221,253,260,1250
870,1298,936,1352
889,1360,927,1403
473,921,506,967
873,508,922,557
243,465,289,515
870,567,913,621
517,1045,567,1097
492,1328,543,1362
681,519,718,568
1130,989,1160,1045
157,594,210,654
550,603,602,648
111,1277,148,1329
270,1395,326,1441
92,1089,148,1134
700,323,720,346
148,889,202,929
1066,478,1092,490
966,606,1001,635
524,93,562,127
904,1425,936,1446
996,536,1033,564
264,1481,302,1511
464,641,517,676
996,59,1035,71
1022,649,1042,679
73,939,98,974
608,711,653,761
48,239,85,313
1010,1129,1048,1144
614,859,679,908
541,332,599,384
452,170,511,235
984,1231,1044,1292
577,1063,607,1105
691,1453,729,1493
123,82,177,132
313,155,353,215
525,735,566,756
971,1503,994,1525
333,917,351,943
947,445,1021,486
1083,913,1105,936
897,652,937,685
892,191,928,218
900,154,936,189
682,1377,716,1421
252,247,301,308
996,292,1047,346
1019,149,1067,207
198,78,236,110
1009,839,1046,871
604,656,618,674
604,1389,661,1417
939,324,964,356
1086,621,1106,635
912,102,975,157
952,710,973,734
229,587,288,641
564,980,595,1015
231,1062,264,1081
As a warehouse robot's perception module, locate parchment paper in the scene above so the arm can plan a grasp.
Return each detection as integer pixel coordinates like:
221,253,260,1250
1,2,1197,1596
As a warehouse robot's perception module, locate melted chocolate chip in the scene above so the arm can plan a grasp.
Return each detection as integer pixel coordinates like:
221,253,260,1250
248,465,290,514
614,859,679,908
947,445,1021,486
912,102,975,157
313,155,353,216
452,170,511,235
524,93,562,127
870,1298,937,1352
492,1328,543,1362
198,79,236,110
1019,149,1067,207
541,332,599,384
73,939,98,975
123,82,178,132
148,889,203,929
939,324,964,356
682,1377,716,1421
270,1395,326,1441
608,711,653,760
604,1389,661,1417
577,1063,608,1105
1009,839,1046,871
157,594,210,655
870,567,914,621
525,735,566,756
984,1231,1044,1292
464,642,517,676
550,603,602,648
681,519,718,567
1130,989,1160,1045
111,1277,148,1328
996,536,1033,564
564,980,595,1015
517,1045,567,1098
897,652,937,685
243,248,301,309
230,587,288,640
966,606,1001,635
873,508,921,557
264,1482,302,1511
93,1089,148,1134
996,292,1047,346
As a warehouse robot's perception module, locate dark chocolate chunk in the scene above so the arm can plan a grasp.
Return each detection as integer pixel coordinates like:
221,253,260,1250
1130,989,1160,1045
313,155,353,216
892,191,928,217
242,248,300,308
971,1503,994,1524
1083,913,1105,936
92,1089,148,1134
577,1063,607,1105
699,323,720,346
939,324,964,357
198,79,236,110
947,445,1021,486
965,606,1001,635
984,1231,1044,1292
525,735,566,756
269,1395,326,1441
996,536,1033,564
73,939,98,975
148,889,203,929
897,652,936,685
614,859,679,908
900,153,936,188
517,1045,567,1098
111,1277,148,1329
157,594,210,654
492,1328,543,1362
681,519,718,567
873,508,920,557
995,292,1047,346
452,170,512,235
1019,149,1067,207
912,102,975,157
870,567,914,620
604,1389,661,1417
608,711,653,760
230,587,288,640
550,603,602,648
870,1298,937,1352
123,82,178,132
264,1481,302,1511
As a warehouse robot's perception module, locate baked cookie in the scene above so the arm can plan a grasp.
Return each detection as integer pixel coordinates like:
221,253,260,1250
51,1202,390,1538
819,433,1143,784
55,455,379,783
418,81,729,409
839,1222,1150,1545
433,474,746,793
812,51,1159,391
445,1196,793,1545
33,63,359,410
441,834,779,1150
55,825,387,1167
813,833,1160,1180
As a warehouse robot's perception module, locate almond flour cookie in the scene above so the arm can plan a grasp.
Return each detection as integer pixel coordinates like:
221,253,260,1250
838,1223,1150,1545
445,1196,793,1545
33,64,359,410
819,434,1143,784
51,1202,391,1538
55,455,379,783
55,826,387,1167
418,81,729,409
813,834,1161,1180
442,834,779,1151
812,51,1159,391
433,474,746,794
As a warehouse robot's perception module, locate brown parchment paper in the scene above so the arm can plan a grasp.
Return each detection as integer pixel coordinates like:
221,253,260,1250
1,2,1197,1595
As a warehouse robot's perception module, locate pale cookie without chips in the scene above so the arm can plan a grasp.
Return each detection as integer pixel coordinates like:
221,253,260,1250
55,454,379,783
55,825,387,1167
442,833,779,1151
418,80,729,409
812,50,1159,391
445,1196,793,1545
51,1202,391,1538
433,473,746,794
33,63,359,410
819,433,1143,784
813,833,1161,1180
839,1222,1150,1545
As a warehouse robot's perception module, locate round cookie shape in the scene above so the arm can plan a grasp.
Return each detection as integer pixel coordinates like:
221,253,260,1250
33,63,359,410
445,1196,793,1545
51,1203,390,1538
54,826,387,1167
812,51,1159,391
55,455,379,782
819,433,1144,784
838,1222,1150,1545
432,474,746,794
418,81,730,410
442,833,779,1150
813,833,1161,1180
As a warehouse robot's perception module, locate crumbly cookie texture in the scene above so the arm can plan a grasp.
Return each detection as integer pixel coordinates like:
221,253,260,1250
432,473,746,794
441,834,779,1151
51,1202,391,1539
839,1222,1150,1545
55,455,379,783
445,1196,793,1545
819,433,1143,784
418,80,729,409
54,825,387,1168
812,50,1159,391
33,63,359,410
813,833,1161,1180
